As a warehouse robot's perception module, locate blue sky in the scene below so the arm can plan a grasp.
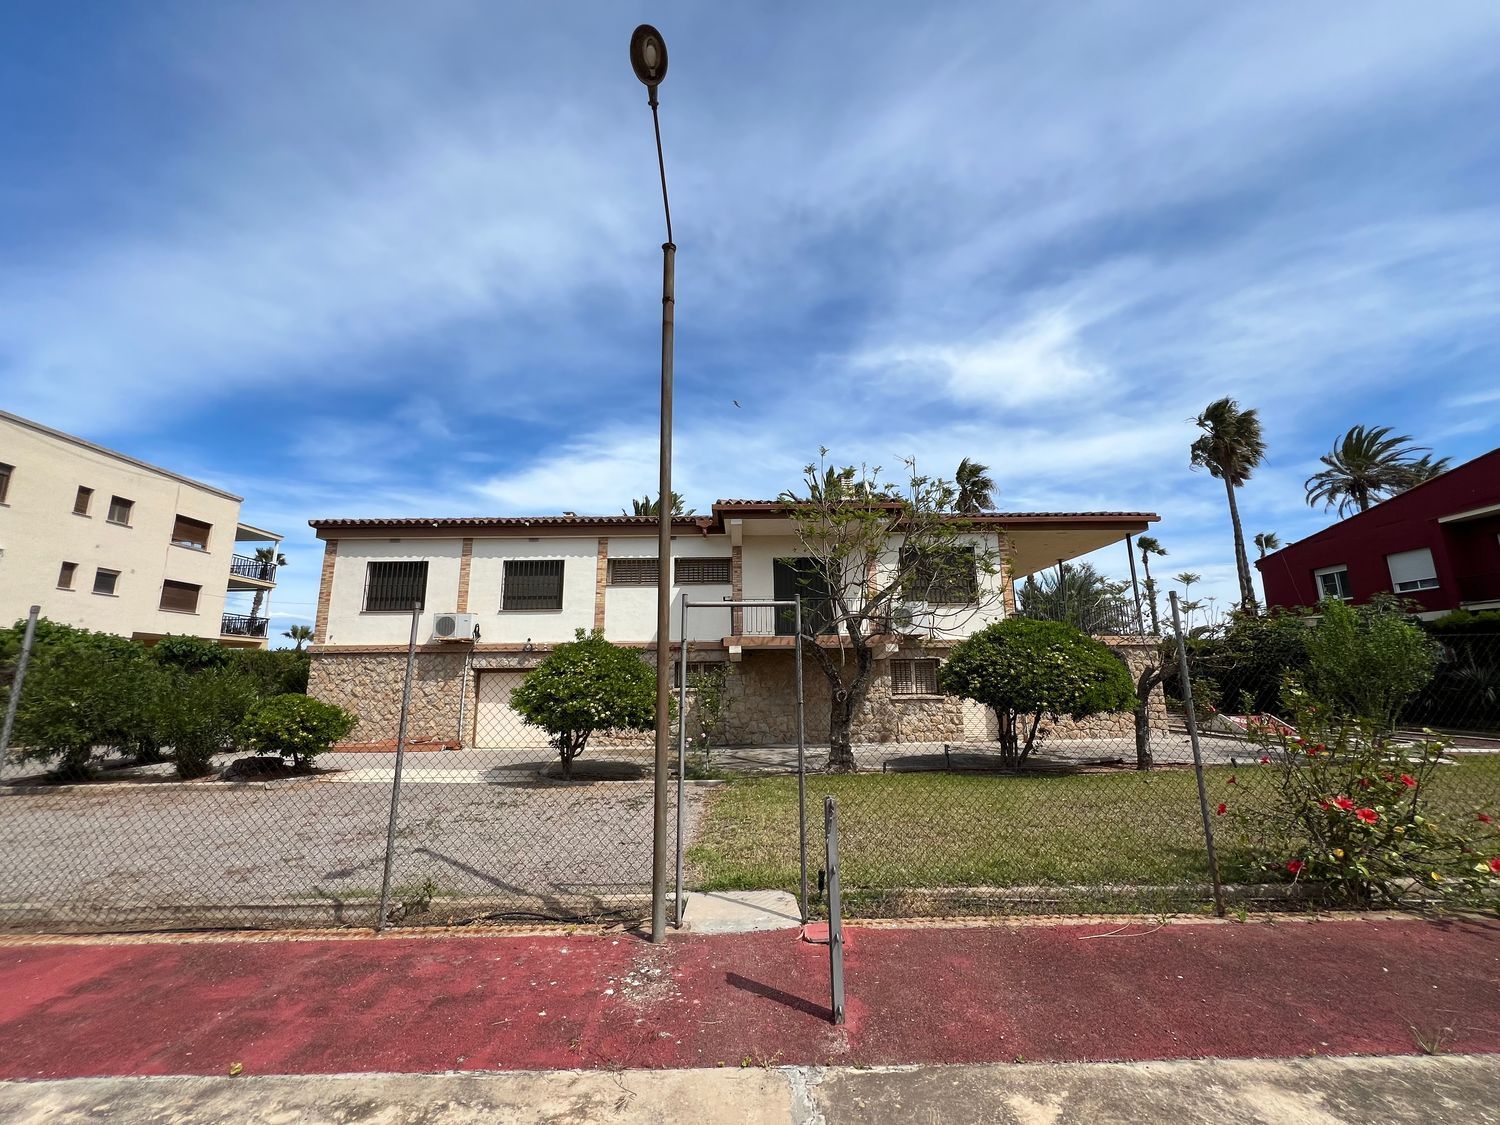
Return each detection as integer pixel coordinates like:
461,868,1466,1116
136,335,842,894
4,2,1499,641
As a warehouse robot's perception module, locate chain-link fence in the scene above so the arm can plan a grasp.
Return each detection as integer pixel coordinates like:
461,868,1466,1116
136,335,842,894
2,604,1497,933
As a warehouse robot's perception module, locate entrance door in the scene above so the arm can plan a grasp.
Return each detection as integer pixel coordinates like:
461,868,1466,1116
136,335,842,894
773,558,836,636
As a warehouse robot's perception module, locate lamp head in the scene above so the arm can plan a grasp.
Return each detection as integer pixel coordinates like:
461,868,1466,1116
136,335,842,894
630,24,669,95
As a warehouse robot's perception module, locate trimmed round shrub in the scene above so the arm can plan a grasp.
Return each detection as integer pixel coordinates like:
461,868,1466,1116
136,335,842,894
239,694,356,770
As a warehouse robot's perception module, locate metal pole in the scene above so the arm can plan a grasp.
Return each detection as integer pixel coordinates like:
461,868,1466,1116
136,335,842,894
1170,592,1225,917
651,235,676,943
376,603,421,932
0,605,41,760
824,795,846,1025
1125,534,1145,636
795,596,809,924
675,603,689,926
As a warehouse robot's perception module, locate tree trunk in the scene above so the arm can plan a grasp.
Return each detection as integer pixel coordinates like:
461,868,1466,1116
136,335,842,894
1224,478,1257,612
827,691,858,772
250,588,265,621
1134,704,1153,771
997,711,1019,766
1142,556,1159,634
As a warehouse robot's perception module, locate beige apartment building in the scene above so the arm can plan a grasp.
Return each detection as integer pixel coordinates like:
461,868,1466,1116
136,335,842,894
0,411,281,647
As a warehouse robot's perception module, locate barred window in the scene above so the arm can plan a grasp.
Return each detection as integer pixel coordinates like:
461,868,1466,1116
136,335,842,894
891,658,940,695
675,556,732,584
504,559,565,611
900,544,978,603
608,557,659,586
159,580,201,614
364,560,428,611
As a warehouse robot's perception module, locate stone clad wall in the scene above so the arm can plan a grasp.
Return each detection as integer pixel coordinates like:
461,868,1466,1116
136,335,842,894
308,650,468,743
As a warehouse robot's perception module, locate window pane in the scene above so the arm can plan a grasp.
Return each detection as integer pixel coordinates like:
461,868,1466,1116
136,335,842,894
107,495,133,524
364,561,428,611
1387,548,1438,592
675,557,732,584
93,569,118,595
159,580,201,613
608,558,658,586
1315,568,1350,600
57,561,76,589
503,559,564,610
74,486,92,515
171,515,212,550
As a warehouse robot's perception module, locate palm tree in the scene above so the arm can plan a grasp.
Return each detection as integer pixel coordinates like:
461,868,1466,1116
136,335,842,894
1190,397,1266,611
1136,535,1167,634
1174,572,1201,625
954,457,996,513
1018,563,1134,634
283,624,313,651
625,492,694,517
249,546,287,622
1303,426,1451,517
1253,531,1281,559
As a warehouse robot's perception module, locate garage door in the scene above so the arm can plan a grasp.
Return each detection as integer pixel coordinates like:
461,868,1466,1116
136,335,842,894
474,671,550,749
961,698,997,743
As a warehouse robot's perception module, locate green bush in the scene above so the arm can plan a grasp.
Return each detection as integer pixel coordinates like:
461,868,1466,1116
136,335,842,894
511,630,657,779
161,670,260,778
239,694,356,770
151,634,233,673
1306,597,1438,729
1427,609,1500,637
231,648,311,696
938,619,1135,766
1191,610,1313,717
1227,683,1499,910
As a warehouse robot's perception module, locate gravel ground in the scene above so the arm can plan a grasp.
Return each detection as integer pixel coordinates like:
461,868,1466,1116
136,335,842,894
0,757,712,931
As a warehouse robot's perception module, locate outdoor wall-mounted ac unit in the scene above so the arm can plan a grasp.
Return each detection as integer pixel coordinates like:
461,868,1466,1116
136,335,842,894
889,604,935,635
431,612,478,642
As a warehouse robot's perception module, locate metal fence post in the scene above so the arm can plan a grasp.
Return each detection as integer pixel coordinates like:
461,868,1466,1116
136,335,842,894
675,600,689,926
795,596,809,924
376,603,422,932
1169,592,1226,917
0,605,41,761
824,795,846,1025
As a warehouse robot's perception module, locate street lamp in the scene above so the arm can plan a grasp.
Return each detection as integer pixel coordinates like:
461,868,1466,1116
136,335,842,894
630,23,675,944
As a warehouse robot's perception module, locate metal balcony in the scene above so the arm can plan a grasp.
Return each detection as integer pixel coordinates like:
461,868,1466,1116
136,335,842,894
230,554,278,584
221,612,269,638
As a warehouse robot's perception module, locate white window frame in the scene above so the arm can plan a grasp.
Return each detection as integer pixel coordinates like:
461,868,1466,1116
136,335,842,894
1385,548,1439,593
1313,565,1351,602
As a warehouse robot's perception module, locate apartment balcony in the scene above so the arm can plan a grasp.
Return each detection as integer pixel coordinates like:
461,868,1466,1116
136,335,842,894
228,552,279,588
221,612,269,640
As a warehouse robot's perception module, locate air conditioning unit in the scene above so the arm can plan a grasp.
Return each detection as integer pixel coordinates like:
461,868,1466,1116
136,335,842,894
431,612,478,642
889,603,935,635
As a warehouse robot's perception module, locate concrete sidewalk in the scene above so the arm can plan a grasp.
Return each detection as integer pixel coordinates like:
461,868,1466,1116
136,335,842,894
5,1055,1499,1123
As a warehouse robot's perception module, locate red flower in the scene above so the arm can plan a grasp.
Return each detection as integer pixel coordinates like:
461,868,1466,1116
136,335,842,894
1481,813,1494,824
1319,800,1331,811
1489,858,1500,874
1286,860,1305,876
1356,808,1378,824
1400,774,1417,789
1334,796,1355,811
1295,736,1306,746
1216,803,1227,816
1382,773,1394,782
1228,775,1238,785
1358,778,1371,789
1259,756,1271,765
1306,745,1321,757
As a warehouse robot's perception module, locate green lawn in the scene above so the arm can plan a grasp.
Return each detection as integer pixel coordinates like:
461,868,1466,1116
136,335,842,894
687,757,1500,911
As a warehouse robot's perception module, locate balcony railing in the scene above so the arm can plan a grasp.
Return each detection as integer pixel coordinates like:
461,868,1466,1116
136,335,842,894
1014,599,1147,637
231,554,278,583
221,612,268,638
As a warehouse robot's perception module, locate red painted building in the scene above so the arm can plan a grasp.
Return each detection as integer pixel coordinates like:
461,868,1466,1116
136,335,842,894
1257,447,1500,616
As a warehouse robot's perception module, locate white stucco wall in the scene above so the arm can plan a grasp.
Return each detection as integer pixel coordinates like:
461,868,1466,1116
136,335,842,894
0,413,245,640
322,538,465,646
604,532,733,643
469,536,597,644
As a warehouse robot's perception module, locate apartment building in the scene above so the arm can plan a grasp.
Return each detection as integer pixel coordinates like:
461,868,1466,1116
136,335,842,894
0,411,282,647
307,502,1159,747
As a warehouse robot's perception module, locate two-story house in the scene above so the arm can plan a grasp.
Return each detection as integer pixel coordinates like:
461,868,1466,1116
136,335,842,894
0,411,283,647
307,502,1158,748
1258,446,1500,617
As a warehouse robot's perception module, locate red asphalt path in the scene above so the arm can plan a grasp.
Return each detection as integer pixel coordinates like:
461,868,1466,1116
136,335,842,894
1,918,1497,1079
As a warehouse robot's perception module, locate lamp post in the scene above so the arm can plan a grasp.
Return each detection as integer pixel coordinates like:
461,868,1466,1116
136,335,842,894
630,23,675,944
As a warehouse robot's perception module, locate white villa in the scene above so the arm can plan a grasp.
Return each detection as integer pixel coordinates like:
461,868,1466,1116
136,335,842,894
306,502,1159,748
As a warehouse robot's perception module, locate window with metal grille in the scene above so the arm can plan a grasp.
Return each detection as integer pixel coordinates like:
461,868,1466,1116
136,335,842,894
607,557,659,586
0,462,12,504
675,556,732,584
171,515,212,550
74,486,93,515
93,568,119,596
57,561,77,589
891,658,940,695
107,495,134,525
364,560,428,611
503,559,565,610
159,580,201,613
900,544,978,603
